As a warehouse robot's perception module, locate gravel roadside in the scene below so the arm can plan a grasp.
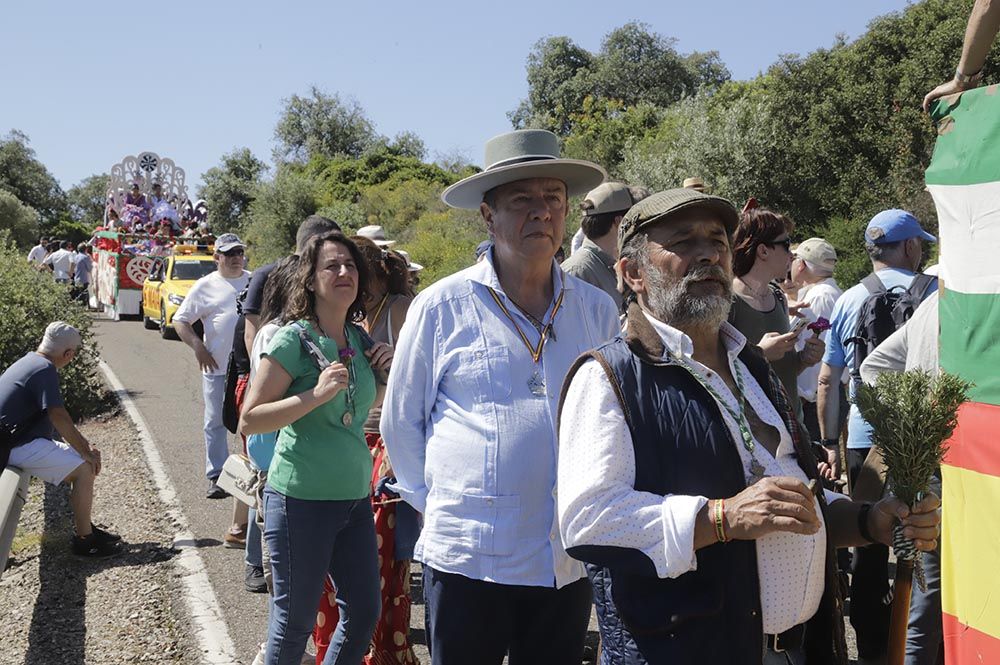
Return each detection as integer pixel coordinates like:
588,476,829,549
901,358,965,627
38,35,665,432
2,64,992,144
0,409,200,665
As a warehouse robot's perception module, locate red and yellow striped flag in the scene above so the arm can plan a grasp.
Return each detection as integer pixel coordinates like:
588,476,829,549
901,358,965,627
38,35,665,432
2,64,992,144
927,84,1000,663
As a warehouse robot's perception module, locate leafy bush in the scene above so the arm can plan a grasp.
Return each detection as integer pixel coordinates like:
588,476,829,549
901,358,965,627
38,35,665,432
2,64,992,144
0,236,110,418
0,190,40,249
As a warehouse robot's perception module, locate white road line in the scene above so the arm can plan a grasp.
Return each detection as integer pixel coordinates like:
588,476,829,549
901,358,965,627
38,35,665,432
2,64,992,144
99,360,240,665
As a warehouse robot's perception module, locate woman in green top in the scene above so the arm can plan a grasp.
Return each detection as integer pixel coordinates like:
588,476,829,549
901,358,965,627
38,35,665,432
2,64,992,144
240,231,394,665
729,203,825,419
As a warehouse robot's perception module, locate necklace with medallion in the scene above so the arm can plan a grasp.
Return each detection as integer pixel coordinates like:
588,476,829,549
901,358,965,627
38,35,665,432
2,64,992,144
314,321,358,427
486,283,565,397
671,353,768,483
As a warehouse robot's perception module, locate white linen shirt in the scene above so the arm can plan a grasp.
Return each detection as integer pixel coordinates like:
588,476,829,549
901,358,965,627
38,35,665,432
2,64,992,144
559,314,844,634
380,250,620,589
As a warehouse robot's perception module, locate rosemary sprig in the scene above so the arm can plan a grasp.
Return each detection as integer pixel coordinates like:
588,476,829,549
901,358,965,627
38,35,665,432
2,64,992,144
855,369,970,507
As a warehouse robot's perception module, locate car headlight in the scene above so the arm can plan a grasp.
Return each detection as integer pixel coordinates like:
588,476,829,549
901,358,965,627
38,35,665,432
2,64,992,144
168,293,185,305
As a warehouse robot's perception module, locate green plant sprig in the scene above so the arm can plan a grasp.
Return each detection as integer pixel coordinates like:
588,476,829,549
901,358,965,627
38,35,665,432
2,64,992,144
855,369,970,507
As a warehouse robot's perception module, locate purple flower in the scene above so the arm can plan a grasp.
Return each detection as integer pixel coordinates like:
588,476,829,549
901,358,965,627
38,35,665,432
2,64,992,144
807,317,831,334
338,347,356,365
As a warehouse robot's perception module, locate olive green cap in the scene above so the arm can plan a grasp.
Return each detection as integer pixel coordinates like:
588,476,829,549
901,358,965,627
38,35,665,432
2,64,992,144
617,188,739,253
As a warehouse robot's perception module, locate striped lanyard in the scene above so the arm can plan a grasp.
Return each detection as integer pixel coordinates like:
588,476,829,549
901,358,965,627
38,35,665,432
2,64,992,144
672,352,755,455
486,284,566,364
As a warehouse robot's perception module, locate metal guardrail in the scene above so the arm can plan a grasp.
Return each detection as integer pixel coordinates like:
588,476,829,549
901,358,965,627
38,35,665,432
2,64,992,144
0,465,30,580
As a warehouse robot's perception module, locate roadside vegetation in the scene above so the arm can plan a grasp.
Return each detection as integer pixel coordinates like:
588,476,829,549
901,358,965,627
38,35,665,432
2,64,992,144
0,238,110,417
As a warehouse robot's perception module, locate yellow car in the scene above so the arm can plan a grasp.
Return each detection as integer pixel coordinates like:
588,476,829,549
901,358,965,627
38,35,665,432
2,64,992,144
142,246,217,339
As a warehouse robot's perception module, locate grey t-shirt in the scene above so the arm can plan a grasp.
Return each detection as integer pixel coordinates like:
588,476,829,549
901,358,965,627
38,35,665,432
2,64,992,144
0,352,63,444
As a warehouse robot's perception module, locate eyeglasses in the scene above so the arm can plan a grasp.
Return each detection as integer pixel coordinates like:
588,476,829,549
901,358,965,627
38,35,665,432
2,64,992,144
220,248,245,257
764,238,792,251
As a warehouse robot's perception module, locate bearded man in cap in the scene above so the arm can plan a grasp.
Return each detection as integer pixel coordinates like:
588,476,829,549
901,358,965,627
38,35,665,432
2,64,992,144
557,190,942,665
561,181,649,309
381,129,620,664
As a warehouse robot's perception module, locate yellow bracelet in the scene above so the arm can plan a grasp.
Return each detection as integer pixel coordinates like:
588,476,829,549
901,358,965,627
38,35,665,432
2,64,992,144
714,499,728,543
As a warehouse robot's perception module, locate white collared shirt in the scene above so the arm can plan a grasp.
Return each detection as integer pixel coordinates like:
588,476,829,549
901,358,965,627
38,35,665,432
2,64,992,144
381,250,620,588
559,313,841,633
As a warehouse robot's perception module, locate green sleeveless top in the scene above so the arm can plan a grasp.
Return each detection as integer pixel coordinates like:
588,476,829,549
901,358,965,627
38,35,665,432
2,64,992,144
728,290,803,419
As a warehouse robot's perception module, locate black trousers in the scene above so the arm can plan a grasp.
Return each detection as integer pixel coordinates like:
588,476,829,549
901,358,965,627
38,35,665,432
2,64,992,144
423,565,592,665
847,447,891,659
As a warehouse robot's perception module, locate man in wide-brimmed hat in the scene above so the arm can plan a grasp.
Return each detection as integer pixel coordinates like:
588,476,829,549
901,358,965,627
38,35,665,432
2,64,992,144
558,189,942,665
382,129,620,664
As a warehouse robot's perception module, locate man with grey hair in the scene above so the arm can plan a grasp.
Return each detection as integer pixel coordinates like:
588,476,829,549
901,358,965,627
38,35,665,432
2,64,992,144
557,190,941,665
0,322,122,557
561,181,649,309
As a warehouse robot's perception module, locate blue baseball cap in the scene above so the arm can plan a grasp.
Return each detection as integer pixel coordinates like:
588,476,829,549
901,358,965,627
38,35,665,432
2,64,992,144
864,209,936,245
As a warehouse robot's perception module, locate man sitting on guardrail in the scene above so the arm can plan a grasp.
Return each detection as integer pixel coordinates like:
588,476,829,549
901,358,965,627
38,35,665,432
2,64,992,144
0,322,123,558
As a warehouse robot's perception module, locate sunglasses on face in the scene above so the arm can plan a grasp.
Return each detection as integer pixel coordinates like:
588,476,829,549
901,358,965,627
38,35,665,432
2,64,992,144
765,238,792,251
220,248,244,257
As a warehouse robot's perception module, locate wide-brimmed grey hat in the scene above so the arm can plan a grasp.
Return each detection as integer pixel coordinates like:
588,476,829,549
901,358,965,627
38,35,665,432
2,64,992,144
441,130,607,209
618,188,739,253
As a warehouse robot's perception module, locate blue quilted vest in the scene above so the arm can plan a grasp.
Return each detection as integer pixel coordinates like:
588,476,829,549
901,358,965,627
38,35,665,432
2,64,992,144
560,307,847,665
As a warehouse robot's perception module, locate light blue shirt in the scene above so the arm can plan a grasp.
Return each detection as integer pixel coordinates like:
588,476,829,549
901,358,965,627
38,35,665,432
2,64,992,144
380,250,620,588
823,267,937,449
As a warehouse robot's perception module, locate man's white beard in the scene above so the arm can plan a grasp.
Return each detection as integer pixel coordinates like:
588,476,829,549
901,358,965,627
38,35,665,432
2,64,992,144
645,263,732,331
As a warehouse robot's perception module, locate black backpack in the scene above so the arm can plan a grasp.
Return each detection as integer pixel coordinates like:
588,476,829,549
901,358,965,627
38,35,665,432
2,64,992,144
847,272,936,390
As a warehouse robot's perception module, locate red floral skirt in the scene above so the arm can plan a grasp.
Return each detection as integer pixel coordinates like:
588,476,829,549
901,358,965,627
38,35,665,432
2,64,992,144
313,433,417,664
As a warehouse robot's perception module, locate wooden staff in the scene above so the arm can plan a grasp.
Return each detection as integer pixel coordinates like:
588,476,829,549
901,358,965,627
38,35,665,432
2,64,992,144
887,558,915,665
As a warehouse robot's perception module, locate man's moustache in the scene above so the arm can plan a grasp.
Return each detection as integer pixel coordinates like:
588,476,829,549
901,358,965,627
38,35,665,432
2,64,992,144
682,266,729,286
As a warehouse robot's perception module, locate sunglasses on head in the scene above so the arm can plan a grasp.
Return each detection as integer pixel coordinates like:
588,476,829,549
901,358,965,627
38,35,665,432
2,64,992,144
220,248,244,257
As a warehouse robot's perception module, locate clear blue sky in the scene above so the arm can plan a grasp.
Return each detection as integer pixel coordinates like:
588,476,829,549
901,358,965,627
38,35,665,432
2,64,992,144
0,0,913,194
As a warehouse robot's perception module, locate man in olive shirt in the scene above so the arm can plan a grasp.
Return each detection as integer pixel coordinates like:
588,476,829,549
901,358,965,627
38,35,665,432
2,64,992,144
561,181,648,309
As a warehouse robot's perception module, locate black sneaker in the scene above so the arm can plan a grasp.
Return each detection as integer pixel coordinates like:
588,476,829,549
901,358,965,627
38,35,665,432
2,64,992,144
90,523,122,543
206,480,229,500
245,564,267,593
72,533,123,558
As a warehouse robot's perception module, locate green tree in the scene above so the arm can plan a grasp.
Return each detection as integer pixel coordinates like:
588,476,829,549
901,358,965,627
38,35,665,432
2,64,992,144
511,23,730,136
274,87,378,164
0,130,67,226
509,36,595,134
197,148,267,235
0,189,39,248
66,173,110,226
243,166,320,266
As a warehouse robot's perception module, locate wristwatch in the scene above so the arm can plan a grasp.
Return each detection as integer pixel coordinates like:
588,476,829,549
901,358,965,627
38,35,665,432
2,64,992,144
821,438,840,448
954,67,984,89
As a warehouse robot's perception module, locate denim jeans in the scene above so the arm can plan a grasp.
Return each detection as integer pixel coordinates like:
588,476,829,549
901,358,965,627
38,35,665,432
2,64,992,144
263,486,380,665
906,475,944,665
202,373,230,481
245,510,263,568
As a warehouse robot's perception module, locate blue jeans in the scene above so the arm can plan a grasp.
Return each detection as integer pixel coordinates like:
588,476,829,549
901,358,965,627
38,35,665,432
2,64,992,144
906,475,944,665
263,486,380,665
202,373,230,481
245,511,263,568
